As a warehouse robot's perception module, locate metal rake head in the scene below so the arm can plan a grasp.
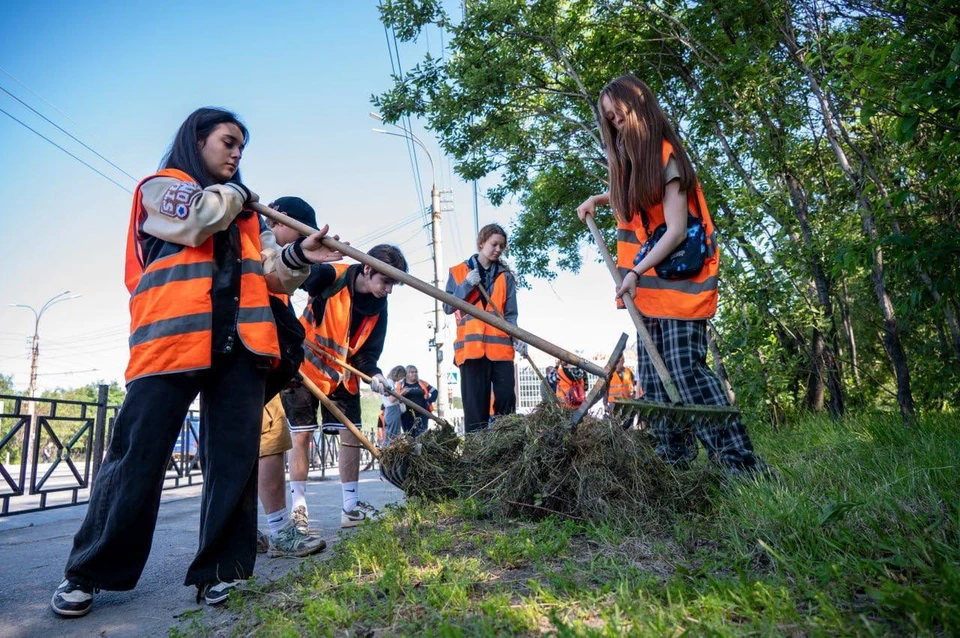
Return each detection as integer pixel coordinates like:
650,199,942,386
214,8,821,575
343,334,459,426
612,399,741,430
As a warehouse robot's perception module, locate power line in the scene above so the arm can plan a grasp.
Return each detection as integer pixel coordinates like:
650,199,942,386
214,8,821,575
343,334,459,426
0,106,133,193
0,84,138,183
0,66,81,130
378,0,429,221
355,210,429,248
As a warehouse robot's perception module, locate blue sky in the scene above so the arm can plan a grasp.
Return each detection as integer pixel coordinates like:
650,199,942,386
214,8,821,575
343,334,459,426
0,1,635,394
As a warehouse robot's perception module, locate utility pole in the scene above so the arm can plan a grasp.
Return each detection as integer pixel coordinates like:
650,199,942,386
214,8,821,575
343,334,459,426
429,183,447,417
10,291,81,398
9,290,81,483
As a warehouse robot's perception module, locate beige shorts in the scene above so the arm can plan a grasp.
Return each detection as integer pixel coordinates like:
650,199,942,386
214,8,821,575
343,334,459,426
260,394,293,457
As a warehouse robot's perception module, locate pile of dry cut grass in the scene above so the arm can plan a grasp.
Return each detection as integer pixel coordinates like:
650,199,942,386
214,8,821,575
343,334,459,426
380,405,720,530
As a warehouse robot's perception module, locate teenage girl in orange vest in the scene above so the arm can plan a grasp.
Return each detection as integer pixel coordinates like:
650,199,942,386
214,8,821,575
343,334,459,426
577,75,762,473
52,108,341,618
444,224,524,433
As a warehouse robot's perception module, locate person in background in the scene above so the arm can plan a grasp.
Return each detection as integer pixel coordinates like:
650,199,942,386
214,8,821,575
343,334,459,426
606,354,637,428
606,355,636,407
444,224,523,433
540,365,557,405
549,360,586,409
382,365,408,443
398,365,438,436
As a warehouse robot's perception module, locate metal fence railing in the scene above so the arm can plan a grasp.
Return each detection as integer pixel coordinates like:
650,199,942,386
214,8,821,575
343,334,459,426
1,386,117,516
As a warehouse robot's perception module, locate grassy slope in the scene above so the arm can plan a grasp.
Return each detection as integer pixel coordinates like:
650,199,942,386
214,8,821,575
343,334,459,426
187,413,959,636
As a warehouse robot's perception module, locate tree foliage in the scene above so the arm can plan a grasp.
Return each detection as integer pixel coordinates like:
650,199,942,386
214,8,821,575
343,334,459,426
374,0,960,420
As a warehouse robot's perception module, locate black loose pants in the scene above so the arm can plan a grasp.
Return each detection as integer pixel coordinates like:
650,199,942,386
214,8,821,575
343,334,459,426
64,349,265,590
460,357,515,433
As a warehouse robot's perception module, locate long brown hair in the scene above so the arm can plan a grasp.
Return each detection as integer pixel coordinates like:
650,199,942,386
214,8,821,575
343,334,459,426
599,74,695,223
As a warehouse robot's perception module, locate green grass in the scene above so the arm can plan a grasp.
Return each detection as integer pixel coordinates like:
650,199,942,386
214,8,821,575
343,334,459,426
183,412,959,636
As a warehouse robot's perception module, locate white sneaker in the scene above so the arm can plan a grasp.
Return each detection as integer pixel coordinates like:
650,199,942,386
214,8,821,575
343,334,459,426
341,501,380,528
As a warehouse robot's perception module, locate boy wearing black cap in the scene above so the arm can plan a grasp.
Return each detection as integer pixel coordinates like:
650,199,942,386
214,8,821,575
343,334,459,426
256,197,327,557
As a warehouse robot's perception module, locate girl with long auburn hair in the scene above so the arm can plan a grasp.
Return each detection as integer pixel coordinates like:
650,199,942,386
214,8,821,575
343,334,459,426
577,74,763,473
52,108,342,617
444,223,524,433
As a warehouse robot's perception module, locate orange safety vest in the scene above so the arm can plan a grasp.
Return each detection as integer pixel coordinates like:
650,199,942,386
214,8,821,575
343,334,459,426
607,367,635,402
124,168,279,383
299,264,381,395
615,140,719,320
449,261,515,366
555,366,586,408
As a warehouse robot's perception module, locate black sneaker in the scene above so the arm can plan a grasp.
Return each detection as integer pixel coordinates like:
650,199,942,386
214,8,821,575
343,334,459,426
196,580,238,606
51,579,94,617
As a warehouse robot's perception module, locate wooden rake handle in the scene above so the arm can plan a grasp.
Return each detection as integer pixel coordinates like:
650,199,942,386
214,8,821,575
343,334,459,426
475,282,558,406
304,340,453,429
297,374,381,460
583,214,682,404
250,202,605,378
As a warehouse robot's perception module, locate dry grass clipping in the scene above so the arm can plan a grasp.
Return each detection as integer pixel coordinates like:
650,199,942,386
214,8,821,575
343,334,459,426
380,405,721,531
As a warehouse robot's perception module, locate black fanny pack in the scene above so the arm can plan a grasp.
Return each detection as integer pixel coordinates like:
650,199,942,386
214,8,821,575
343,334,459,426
633,192,707,280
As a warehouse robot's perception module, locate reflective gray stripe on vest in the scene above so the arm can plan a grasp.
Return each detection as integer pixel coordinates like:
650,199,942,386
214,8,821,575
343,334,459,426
457,334,513,347
240,258,265,276
616,229,641,244
129,312,212,348
237,306,276,325
637,275,718,294
133,262,214,297
315,335,348,356
304,346,340,381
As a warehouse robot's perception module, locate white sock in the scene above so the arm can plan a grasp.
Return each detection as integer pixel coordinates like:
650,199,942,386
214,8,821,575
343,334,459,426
290,481,307,512
342,481,359,513
266,507,288,538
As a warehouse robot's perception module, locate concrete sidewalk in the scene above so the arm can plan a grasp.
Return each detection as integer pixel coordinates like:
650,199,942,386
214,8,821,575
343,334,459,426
0,471,402,638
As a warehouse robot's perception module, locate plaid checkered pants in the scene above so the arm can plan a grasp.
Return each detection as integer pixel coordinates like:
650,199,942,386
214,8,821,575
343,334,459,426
637,317,760,472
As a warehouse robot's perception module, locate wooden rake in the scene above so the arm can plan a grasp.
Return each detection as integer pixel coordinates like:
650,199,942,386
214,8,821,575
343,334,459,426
303,338,454,430
251,201,627,426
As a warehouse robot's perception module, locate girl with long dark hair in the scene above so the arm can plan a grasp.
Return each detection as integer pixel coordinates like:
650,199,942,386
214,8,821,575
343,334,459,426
444,223,524,433
52,107,341,616
577,74,762,473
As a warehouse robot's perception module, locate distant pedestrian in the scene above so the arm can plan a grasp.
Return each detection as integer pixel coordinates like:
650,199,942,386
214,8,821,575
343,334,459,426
398,365,438,436
382,365,408,443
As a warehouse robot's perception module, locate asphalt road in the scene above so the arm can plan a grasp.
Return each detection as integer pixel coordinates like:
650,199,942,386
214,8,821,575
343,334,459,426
0,469,402,638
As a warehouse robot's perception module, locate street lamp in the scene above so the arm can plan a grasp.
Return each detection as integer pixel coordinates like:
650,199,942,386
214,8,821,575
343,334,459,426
371,113,448,418
9,290,82,397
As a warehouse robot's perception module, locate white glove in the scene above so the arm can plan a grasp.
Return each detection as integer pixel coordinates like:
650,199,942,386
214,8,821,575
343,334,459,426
465,269,481,286
369,373,388,395
513,339,528,357
399,403,407,414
